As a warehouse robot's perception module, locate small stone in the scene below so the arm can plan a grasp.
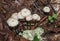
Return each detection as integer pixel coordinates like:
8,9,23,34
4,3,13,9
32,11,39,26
22,30,34,40
19,32,22,35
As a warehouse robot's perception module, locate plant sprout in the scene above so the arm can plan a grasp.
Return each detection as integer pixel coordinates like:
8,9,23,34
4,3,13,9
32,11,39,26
48,13,58,23
33,34,40,41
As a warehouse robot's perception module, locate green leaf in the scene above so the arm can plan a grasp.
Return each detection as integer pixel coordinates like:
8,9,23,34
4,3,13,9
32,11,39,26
52,13,58,19
48,16,52,21
33,35,40,41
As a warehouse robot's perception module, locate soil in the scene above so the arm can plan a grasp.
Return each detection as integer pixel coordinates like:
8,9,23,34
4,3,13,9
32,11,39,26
0,0,60,41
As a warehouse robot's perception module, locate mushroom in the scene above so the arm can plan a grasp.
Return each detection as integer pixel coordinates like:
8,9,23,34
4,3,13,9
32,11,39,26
43,6,50,13
18,12,25,19
7,18,19,27
26,15,32,21
32,14,40,20
11,13,18,20
21,8,31,17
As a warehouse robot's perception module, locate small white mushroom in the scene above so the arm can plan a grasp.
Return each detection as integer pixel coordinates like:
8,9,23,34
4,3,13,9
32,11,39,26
18,12,25,19
21,8,31,17
32,14,39,20
43,6,50,13
36,16,41,21
7,18,19,27
11,13,18,20
26,15,32,21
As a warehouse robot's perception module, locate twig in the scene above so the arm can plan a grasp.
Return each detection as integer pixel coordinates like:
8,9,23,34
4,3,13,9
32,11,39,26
50,4,57,14
31,16,47,29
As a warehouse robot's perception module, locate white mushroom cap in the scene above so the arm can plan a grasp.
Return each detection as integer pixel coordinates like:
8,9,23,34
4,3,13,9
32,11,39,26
7,18,19,27
36,16,41,21
18,12,25,19
26,15,32,21
11,13,18,20
21,8,31,17
43,6,50,13
32,14,39,20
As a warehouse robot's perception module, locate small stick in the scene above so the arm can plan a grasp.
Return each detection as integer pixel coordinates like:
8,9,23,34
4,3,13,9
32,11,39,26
31,16,47,29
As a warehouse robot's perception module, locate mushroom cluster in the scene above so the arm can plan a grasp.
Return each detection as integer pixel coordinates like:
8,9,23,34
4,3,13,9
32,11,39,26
7,8,41,27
